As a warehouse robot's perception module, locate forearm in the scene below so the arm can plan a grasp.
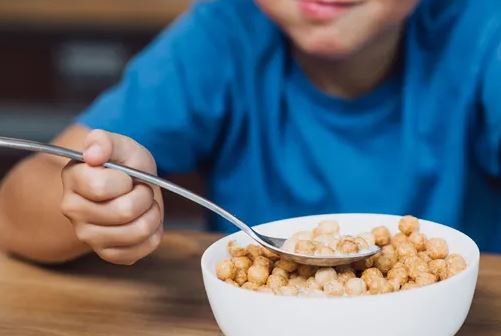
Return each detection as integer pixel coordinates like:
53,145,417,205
0,154,90,263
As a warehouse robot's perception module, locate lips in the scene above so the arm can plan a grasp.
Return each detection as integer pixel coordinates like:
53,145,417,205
297,0,361,21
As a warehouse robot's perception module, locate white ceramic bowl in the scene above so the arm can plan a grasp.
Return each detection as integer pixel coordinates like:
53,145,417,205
201,213,480,336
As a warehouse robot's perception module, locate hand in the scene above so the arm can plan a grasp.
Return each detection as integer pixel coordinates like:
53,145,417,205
60,129,164,265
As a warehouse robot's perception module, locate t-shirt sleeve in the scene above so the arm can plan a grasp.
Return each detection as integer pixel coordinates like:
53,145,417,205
76,2,233,174
476,33,501,177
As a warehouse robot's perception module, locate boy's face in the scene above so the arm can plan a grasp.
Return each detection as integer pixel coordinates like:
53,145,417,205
255,0,419,58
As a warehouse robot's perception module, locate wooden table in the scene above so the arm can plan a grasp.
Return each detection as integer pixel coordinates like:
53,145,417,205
0,231,499,336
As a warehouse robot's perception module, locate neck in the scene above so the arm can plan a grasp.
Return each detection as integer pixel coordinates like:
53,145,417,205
294,26,403,99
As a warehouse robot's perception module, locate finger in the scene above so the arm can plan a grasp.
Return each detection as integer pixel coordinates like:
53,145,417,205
62,162,133,202
62,184,155,225
74,201,162,248
97,223,164,265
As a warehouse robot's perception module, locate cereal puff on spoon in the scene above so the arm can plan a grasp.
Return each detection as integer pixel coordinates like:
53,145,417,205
0,136,380,266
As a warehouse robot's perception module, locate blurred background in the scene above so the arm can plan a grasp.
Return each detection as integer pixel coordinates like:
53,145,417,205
0,0,207,230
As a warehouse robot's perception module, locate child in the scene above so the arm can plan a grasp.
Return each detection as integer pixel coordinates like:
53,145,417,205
0,0,499,265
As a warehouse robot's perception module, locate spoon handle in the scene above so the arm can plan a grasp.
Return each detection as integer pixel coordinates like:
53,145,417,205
0,136,259,240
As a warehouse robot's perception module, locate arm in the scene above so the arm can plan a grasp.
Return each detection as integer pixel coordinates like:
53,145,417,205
0,126,91,263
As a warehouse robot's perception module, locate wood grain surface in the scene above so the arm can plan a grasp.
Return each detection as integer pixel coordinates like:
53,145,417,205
0,231,499,335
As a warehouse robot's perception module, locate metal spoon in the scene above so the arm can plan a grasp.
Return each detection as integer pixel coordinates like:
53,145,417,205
0,136,380,266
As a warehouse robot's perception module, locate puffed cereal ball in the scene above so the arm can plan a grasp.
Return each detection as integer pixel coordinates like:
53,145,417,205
225,279,238,287
253,256,273,271
272,267,289,279
337,237,359,254
404,256,429,280
306,277,322,290
234,268,248,285
418,251,432,263
401,282,419,291
216,260,237,281
313,234,340,249
257,286,274,294
388,277,402,291
324,279,345,297
246,244,264,260
278,285,299,296
314,267,337,287
232,256,252,270
288,276,307,289
415,272,437,286
396,241,418,260
361,268,384,285
266,274,288,291
446,254,467,278
354,237,369,250
336,269,357,284
275,259,298,273
359,232,376,246
399,215,420,236
391,233,409,247
428,259,448,281
375,253,397,274
241,282,260,291
314,246,336,256
261,247,280,260
372,226,391,246
227,240,247,257
387,266,409,286
409,232,427,252
382,244,396,256
295,240,317,255
297,264,317,278
425,238,449,260
247,264,270,286
313,220,340,236
368,277,394,295
345,278,367,296
281,238,298,252
291,231,314,241
304,288,326,297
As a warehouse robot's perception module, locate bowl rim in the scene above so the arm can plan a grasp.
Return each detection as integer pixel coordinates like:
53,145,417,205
201,213,480,302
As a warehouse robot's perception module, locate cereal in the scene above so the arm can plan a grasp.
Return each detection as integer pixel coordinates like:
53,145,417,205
216,218,467,297
278,285,299,296
313,220,340,236
399,215,420,236
345,278,367,296
297,264,317,278
272,267,289,279
324,279,345,297
247,264,269,286
428,259,448,281
361,268,384,285
232,256,252,270
314,268,337,288
267,274,288,291
372,226,391,246
409,232,427,252
235,269,248,285
425,238,449,260
415,272,437,286
368,277,394,295
446,254,467,278
216,260,237,281
391,233,409,247
295,240,317,255
275,259,298,273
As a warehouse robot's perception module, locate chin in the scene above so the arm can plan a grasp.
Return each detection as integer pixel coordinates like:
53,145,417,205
293,33,358,60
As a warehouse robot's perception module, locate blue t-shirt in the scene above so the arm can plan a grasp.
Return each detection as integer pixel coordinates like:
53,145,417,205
77,0,501,252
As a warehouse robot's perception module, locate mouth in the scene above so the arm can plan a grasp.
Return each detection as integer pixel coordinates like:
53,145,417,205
297,0,363,22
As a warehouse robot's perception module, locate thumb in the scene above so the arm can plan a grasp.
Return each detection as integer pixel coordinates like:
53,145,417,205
83,129,129,167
